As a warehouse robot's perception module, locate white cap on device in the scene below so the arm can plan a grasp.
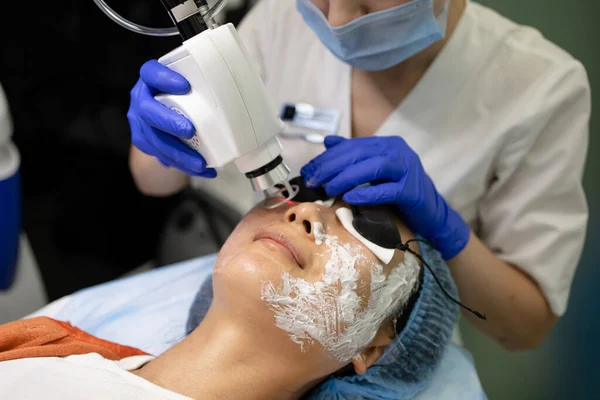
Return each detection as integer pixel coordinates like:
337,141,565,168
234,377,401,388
0,83,19,182
0,82,13,147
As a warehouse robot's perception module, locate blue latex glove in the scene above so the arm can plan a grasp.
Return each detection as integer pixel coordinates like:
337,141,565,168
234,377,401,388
301,136,470,260
127,60,216,178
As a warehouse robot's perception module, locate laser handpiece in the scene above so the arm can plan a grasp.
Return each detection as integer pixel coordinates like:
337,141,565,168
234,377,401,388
93,0,299,208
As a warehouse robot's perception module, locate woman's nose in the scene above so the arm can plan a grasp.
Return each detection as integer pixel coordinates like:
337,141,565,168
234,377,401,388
284,203,324,238
326,0,367,27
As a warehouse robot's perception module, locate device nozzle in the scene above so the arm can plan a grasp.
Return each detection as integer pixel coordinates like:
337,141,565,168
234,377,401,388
262,180,300,209
245,156,291,191
243,155,299,209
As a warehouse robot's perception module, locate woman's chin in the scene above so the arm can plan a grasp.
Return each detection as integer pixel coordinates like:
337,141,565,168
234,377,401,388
215,244,286,282
212,252,277,311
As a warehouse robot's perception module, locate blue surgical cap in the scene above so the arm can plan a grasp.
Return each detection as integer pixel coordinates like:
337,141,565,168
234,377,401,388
186,239,459,399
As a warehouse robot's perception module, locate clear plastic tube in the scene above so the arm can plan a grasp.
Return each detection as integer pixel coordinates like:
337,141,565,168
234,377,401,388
92,0,178,36
203,0,229,19
92,0,230,37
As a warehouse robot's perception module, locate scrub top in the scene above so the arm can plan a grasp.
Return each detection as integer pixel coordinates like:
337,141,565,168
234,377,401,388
194,0,590,316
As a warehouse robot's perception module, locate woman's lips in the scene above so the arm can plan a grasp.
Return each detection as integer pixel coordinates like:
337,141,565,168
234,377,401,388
254,229,305,268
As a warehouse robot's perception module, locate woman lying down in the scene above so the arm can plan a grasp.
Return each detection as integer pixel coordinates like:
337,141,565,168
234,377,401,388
0,193,470,399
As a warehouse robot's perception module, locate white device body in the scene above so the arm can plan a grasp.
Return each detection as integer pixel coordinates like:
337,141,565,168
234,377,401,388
155,23,285,175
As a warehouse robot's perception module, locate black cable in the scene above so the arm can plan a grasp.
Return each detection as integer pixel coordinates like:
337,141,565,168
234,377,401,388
405,238,435,249
397,240,487,321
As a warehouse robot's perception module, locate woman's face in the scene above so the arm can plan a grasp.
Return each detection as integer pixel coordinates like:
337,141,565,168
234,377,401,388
212,199,419,377
310,0,448,27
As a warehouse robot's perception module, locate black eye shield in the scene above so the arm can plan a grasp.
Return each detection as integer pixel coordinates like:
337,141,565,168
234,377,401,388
277,176,486,321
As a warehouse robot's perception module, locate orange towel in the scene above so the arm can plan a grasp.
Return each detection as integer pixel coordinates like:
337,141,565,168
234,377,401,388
0,316,149,362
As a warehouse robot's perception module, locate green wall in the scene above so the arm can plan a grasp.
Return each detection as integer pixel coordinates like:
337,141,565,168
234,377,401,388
460,1,599,399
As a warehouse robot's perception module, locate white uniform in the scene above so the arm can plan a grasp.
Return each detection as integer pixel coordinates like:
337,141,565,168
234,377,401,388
0,354,191,399
195,0,590,316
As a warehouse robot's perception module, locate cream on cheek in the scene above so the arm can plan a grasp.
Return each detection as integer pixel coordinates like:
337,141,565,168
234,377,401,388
261,217,420,363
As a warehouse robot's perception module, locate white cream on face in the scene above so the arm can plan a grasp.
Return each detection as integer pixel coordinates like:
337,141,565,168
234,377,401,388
261,219,420,362
313,221,327,245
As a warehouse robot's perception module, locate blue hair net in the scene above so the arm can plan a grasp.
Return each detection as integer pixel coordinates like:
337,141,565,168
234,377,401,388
186,240,459,399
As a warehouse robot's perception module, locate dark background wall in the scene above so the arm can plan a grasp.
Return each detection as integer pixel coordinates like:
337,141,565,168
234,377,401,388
0,2,251,301
0,2,188,300
458,1,599,399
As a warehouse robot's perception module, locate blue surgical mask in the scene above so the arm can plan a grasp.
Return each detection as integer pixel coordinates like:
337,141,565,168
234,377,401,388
296,0,449,71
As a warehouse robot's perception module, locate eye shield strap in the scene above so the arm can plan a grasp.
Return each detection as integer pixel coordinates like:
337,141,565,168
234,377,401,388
346,206,486,321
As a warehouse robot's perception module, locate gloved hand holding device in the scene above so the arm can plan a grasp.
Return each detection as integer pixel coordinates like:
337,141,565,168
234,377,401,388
127,60,216,178
301,136,470,260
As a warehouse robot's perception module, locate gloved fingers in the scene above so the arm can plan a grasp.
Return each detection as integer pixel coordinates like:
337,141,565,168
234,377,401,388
140,60,191,95
132,137,157,158
324,156,406,196
323,135,346,148
167,160,216,178
156,154,172,168
130,117,160,156
301,142,386,188
129,78,147,101
147,143,217,178
156,155,214,177
197,169,218,178
137,86,195,140
154,149,217,177
143,125,211,175
342,182,402,206
181,164,217,178
131,133,186,172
